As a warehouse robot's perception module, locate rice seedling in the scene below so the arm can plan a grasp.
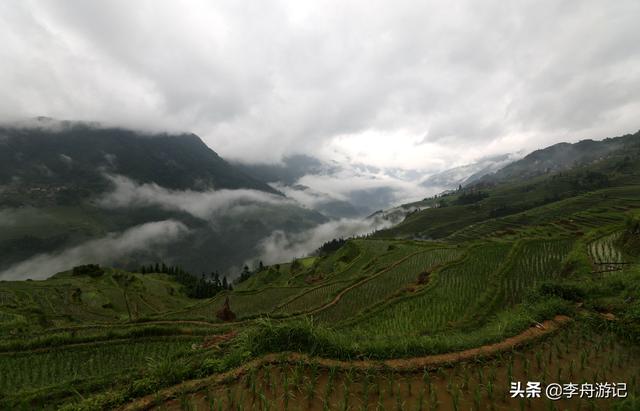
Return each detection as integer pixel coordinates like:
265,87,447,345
345,244,507,337
315,248,464,326
416,387,425,411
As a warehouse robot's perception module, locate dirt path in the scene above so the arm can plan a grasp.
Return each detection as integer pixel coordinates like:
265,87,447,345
120,315,571,411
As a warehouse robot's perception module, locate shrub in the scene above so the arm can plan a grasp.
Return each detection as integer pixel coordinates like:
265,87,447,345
536,281,586,301
72,264,104,277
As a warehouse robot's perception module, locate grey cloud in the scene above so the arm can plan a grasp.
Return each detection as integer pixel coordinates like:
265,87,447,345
0,1,638,166
0,220,188,280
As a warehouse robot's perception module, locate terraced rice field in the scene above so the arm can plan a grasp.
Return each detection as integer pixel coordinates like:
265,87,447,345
448,187,637,243
275,280,354,315
502,239,574,305
163,287,310,321
0,337,197,395
588,231,627,267
313,248,465,324
345,243,512,337
158,324,640,411
323,241,428,282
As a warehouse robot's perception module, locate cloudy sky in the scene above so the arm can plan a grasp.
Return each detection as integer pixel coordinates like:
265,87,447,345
1,0,639,171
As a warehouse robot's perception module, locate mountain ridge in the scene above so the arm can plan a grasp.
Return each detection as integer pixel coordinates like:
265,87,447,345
0,120,279,207
474,130,640,186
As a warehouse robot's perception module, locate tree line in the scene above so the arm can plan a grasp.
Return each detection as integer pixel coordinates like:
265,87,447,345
139,263,231,298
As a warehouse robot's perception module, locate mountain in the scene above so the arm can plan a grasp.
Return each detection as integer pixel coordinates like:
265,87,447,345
475,130,640,185
0,119,325,279
0,118,278,207
419,153,520,189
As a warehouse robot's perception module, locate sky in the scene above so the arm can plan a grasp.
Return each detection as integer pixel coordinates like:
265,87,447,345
1,0,639,171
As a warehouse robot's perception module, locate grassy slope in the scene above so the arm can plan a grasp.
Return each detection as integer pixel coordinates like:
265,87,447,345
376,149,640,240
0,269,194,335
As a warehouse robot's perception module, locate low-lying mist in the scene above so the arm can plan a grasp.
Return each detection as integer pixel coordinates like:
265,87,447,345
251,214,394,267
0,220,188,280
98,174,293,220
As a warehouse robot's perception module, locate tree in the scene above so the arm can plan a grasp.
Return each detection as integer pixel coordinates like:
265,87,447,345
143,262,225,299
239,265,252,283
318,238,346,254
72,264,104,277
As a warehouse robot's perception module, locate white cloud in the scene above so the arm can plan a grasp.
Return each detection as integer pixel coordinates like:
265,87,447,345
252,216,393,265
0,220,188,280
98,174,293,219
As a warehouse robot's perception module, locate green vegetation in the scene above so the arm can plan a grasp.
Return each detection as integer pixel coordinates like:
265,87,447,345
0,338,196,395
275,280,353,315
313,247,464,324
0,269,193,335
345,242,512,337
501,238,574,305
